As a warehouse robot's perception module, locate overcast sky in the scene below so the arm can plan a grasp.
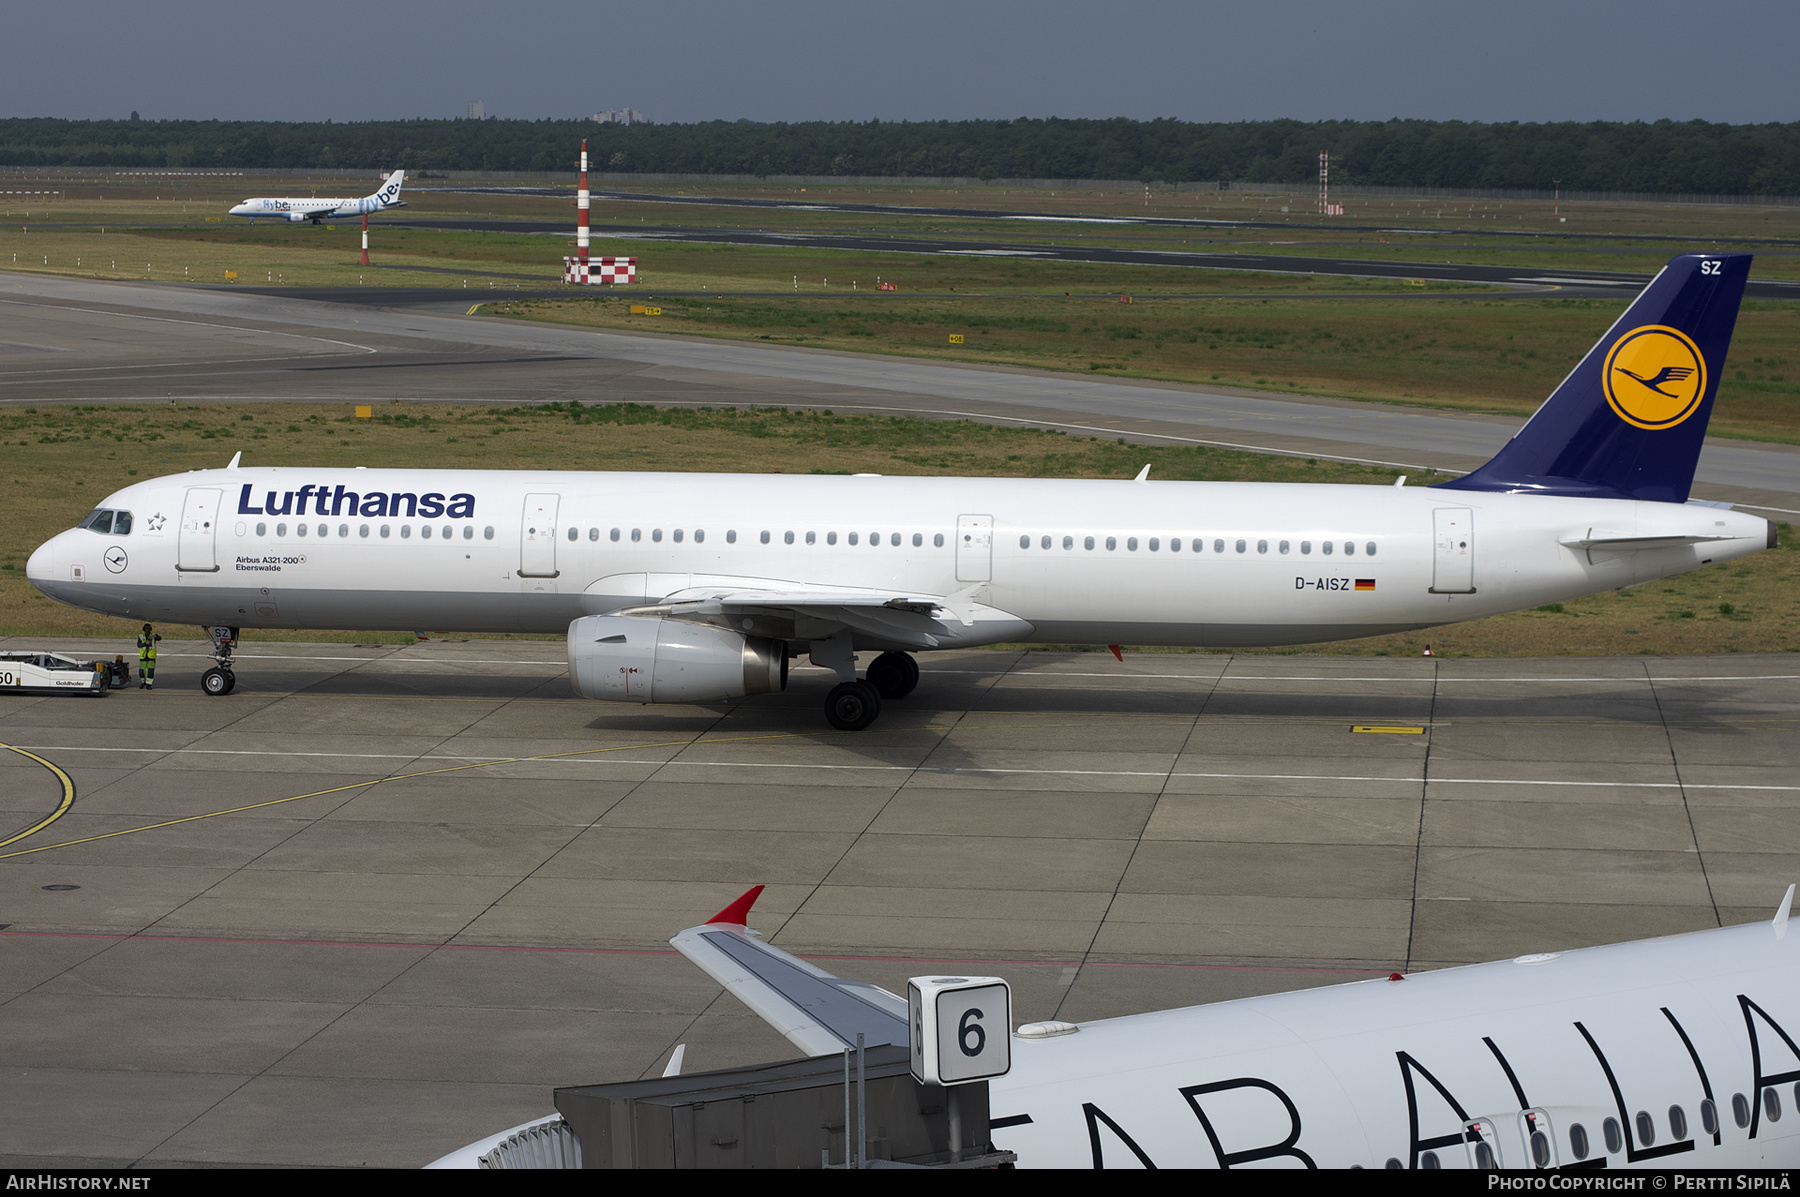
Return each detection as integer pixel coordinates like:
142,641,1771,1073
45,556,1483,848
9,1,1794,126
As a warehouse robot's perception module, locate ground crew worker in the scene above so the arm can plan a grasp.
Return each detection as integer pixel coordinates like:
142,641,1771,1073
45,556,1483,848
137,623,160,690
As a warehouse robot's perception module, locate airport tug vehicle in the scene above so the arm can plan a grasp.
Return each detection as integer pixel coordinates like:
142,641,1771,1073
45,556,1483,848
0,650,121,695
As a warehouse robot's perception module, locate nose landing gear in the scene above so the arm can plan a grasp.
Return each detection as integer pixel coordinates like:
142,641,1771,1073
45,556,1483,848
200,624,238,696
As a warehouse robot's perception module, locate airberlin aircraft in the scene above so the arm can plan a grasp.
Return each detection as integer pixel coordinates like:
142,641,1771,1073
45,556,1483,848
27,254,1770,729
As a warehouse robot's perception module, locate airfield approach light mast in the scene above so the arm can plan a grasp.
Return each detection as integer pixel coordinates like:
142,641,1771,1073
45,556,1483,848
578,139,591,281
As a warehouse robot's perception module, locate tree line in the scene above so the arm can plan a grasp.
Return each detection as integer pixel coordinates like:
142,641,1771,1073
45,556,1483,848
2,116,1797,195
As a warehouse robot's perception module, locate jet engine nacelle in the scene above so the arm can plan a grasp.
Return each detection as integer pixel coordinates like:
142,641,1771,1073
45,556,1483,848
285,211,313,223
567,615,787,704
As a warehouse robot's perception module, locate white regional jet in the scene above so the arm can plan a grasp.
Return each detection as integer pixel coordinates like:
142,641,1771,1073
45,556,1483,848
432,882,1800,1170
25,254,1771,729
227,170,406,223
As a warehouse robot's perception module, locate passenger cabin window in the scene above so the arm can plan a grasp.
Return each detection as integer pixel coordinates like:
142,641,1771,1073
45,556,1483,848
484,526,495,540
1603,1118,1623,1153
1063,536,1073,550
1668,1105,1687,1140
726,530,736,544
915,533,925,547
256,523,268,536
1084,536,1095,550
893,533,903,547
1766,1088,1783,1122
1734,1094,1752,1129
652,529,663,542
827,532,838,545
611,528,621,541
672,529,683,543
848,532,858,545
1019,535,1030,549
588,528,599,541
1214,539,1224,553
1635,1111,1655,1147
1568,1124,1589,1160
1701,1100,1719,1136
566,527,577,541
934,533,945,547
400,525,411,539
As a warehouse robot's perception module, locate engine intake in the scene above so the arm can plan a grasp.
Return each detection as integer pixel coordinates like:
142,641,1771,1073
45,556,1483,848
567,615,786,704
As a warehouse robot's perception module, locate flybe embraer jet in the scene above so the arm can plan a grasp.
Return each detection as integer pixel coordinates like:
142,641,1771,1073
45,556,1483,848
27,254,1771,729
227,170,406,223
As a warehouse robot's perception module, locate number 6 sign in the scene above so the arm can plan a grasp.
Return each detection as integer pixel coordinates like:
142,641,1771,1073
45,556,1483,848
907,975,1012,1086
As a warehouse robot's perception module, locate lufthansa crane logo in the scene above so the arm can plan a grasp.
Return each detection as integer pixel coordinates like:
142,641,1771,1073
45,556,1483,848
1602,324,1707,430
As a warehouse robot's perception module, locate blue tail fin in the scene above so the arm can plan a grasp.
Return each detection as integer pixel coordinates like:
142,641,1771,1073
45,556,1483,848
1439,253,1750,503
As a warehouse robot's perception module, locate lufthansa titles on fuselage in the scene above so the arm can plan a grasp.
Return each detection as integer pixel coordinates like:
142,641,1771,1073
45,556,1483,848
236,483,475,520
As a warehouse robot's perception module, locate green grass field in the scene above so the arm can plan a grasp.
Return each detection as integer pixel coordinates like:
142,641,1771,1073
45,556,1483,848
2,400,1795,656
5,175,1798,438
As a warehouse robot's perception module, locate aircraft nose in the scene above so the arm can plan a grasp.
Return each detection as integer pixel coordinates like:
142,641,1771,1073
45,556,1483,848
26,533,58,590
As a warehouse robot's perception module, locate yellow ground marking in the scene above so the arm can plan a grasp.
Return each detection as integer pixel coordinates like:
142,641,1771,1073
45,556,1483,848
0,729,826,861
465,303,483,315
0,742,78,848
1351,725,1425,734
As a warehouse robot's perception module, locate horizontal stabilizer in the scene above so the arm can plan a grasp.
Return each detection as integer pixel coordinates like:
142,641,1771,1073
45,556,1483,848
1558,531,1738,551
671,892,908,1057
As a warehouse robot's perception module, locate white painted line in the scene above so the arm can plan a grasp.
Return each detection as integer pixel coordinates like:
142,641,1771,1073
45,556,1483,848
14,744,1800,791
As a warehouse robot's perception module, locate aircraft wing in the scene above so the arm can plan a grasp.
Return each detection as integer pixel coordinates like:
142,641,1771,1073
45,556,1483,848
615,577,1032,647
670,886,910,1057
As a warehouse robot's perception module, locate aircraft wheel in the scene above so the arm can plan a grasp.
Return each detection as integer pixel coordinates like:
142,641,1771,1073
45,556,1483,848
220,670,237,695
824,680,882,731
201,667,231,696
866,651,919,699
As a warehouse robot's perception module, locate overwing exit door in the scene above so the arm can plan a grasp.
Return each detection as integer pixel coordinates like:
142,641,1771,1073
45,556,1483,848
956,514,993,583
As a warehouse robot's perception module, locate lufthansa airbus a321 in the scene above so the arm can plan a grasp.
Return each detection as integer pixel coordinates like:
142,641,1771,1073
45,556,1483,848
26,254,1771,729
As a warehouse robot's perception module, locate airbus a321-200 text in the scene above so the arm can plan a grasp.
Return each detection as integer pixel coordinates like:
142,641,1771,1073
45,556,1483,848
227,169,405,223
26,253,1774,729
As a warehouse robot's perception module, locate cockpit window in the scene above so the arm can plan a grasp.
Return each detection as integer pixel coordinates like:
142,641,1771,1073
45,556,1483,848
79,509,132,534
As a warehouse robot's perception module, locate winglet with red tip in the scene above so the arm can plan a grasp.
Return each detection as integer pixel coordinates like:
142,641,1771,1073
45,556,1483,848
1108,644,1123,662
706,885,765,926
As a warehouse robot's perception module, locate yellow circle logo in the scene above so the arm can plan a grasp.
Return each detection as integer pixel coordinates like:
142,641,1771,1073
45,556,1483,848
1602,325,1706,430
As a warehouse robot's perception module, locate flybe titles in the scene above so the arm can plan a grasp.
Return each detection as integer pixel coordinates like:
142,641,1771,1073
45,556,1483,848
237,483,475,520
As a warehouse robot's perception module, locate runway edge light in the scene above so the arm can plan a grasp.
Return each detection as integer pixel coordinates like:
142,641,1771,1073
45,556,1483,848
908,975,1011,1086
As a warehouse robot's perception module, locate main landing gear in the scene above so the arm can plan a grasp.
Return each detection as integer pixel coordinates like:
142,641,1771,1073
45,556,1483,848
822,650,919,731
200,625,238,696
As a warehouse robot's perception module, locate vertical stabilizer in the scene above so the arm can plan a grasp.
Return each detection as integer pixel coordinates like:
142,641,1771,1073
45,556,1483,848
1440,253,1750,503
373,170,405,207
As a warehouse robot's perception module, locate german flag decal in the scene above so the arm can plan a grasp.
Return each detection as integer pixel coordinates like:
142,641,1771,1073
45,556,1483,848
1355,579,1376,591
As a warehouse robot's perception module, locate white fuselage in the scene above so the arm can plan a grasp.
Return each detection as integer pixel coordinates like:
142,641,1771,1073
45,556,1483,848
989,916,1800,1169
27,468,1770,646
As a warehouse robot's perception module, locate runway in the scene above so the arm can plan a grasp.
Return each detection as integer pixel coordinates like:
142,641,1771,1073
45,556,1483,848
2,273,1797,512
386,217,1800,301
4,639,1798,1166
